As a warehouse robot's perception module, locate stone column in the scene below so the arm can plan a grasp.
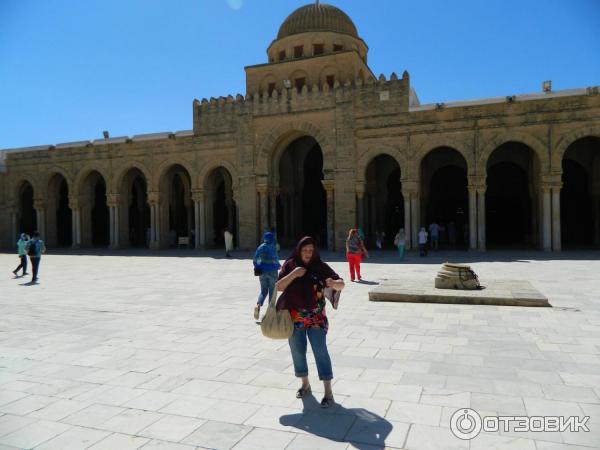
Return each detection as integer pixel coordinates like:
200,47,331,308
468,186,477,250
477,188,486,251
269,187,278,229
69,197,81,248
148,192,161,249
322,180,335,251
542,186,552,251
410,193,420,249
8,207,17,241
403,194,412,250
257,184,268,237
551,184,562,251
107,195,120,249
34,201,46,239
192,190,206,249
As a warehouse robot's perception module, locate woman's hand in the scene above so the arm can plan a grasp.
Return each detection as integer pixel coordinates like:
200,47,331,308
325,278,345,291
291,267,307,279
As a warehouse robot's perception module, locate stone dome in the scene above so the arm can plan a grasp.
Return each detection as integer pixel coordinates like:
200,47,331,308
277,3,359,40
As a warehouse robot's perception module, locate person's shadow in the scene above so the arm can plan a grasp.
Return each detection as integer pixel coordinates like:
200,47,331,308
279,394,393,449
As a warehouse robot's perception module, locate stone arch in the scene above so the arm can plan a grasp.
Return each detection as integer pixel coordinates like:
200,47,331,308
356,148,406,183
203,165,237,247
411,137,474,179
478,132,548,174
256,121,334,183
45,166,74,193
110,161,152,194
152,158,196,192
553,125,600,171
74,163,110,196
12,176,38,202
198,160,239,193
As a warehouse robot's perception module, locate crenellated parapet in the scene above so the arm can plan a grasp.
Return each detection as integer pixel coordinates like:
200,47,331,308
193,70,411,134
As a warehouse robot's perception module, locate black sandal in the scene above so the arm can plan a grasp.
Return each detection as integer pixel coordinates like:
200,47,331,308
296,385,311,398
320,396,334,408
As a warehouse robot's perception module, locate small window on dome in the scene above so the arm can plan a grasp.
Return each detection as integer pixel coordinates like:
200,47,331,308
333,44,344,52
279,50,286,61
313,44,324,55
326,75,335,88
294,45,304,58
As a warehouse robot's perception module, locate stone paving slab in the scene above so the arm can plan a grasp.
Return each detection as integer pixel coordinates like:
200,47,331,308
0,249,599,449
369,279,550,307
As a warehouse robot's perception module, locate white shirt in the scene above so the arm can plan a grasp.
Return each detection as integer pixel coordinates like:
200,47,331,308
224,231,234,250
418,231,428,244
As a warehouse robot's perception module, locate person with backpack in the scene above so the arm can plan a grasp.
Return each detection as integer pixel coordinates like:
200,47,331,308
26,232,46,283
253,231,281,320
13,233,30,277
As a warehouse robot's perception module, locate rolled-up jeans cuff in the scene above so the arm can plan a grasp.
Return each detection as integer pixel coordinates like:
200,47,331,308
295,372,308,378
318,374,333,381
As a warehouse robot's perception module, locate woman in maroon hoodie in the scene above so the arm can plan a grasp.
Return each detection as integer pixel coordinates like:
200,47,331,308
276,236,345,408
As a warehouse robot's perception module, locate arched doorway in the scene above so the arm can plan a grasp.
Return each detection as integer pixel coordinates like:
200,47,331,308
159,164,193,248
120,169,150,248
486,143,540,247
80,171,109,247
276,136,327,247
48,174,72,247
18,181,36,236
421,148,468,248
205,167,236,247
364,154,403,248
561,136,600,248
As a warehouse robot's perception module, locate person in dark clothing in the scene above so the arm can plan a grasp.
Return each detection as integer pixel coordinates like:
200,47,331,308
26,232,46,283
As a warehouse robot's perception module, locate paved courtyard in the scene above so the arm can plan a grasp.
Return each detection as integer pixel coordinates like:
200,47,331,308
0,249,599,450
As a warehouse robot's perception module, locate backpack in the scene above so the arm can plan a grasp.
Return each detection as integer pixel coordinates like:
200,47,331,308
27,240,38,257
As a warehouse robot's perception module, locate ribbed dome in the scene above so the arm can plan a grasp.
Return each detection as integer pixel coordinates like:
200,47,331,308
277,3,358,39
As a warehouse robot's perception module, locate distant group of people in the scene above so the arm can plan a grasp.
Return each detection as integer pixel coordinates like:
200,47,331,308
11,232,46,283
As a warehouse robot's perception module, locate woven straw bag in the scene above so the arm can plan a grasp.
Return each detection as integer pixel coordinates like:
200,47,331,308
260,290,293,339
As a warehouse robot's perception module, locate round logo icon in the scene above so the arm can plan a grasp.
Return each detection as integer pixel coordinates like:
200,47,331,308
450,408,482,440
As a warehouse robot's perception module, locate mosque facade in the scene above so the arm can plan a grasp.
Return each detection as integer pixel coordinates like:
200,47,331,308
1,3,599,252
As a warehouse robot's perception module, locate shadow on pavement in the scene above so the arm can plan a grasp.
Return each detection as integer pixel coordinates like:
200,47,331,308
280,394,393,449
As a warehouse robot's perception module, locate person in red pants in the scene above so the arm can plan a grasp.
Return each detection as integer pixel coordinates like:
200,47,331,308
345,229,368,282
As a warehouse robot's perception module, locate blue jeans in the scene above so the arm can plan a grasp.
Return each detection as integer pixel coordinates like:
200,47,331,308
288,327,333,381
257,271,278,306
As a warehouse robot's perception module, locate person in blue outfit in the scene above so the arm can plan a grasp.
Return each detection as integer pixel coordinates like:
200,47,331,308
253,231,281,320
13,233,30,277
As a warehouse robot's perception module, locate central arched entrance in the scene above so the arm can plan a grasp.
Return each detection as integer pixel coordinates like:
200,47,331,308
47,174,72,247
486,142,540,248
561,136,600,248
276,136,327,247
364,154,403,248
421,147,468,248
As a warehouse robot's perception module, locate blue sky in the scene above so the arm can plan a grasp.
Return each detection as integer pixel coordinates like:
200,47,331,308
1,0,598,149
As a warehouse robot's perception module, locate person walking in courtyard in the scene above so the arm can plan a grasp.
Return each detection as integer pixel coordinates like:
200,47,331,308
253,231,281,320
346,228,368,282
26,232,46,283
224,227,234,257
13,233,30,277
418,227,428,257
394,228,406,260
428,221,440,250
276,236,345,408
